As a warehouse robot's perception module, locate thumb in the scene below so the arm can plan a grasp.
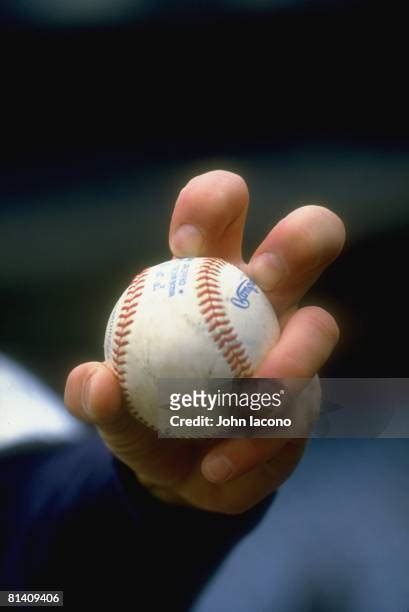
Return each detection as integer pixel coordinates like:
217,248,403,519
64,361,124,426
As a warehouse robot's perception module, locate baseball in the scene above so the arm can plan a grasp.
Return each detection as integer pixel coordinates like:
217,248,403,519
104,257,280,429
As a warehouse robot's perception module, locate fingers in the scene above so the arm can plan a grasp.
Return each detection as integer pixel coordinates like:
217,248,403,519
248,205,346,314
169,175,345,316
201,306,338,484
202,438,288,483
256,305,339,378
169,169,344,310
169,170,249,264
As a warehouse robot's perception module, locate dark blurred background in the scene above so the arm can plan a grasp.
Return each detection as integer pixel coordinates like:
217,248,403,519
0,0,408,394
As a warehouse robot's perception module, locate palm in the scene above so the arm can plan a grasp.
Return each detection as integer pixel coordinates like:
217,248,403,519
99,416,305,514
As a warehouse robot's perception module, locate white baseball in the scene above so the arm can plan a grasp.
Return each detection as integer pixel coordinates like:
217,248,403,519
104,257,280,429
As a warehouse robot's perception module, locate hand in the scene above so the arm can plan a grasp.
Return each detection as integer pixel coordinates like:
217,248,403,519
64,170,345,514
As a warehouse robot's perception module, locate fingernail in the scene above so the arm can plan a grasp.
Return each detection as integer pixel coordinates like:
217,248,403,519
202,455,234,483
251,252,287,291
170,224,204,257
81,371,96,418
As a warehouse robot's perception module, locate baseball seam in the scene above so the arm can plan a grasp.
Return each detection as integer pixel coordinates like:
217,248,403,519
111,267,153,426
196,258,254,377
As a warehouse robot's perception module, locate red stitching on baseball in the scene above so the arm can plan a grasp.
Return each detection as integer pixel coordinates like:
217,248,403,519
200,304,223,315
111,269,149,387
213,326,233,341
196,280,219,288
217,334,238,348
111,265,163,430
196,258,254,377
197,289,220,299
205,310,226,320
118,312,137,320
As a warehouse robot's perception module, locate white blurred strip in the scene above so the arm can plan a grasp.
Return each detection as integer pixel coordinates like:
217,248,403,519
0,353,86,450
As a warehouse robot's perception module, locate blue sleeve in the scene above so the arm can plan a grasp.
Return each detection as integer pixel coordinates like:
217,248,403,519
0,434,272,611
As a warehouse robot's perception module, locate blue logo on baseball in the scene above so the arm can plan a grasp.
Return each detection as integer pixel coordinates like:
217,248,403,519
231,279,259,309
